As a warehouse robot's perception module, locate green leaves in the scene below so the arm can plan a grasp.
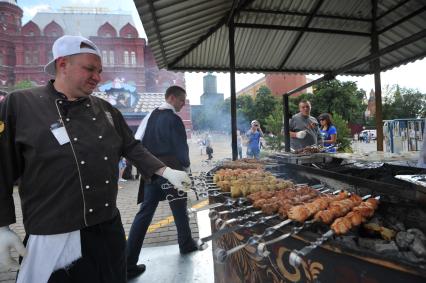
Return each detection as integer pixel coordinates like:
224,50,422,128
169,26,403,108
289,80,366,123
13,80,35,90
382,85,426,119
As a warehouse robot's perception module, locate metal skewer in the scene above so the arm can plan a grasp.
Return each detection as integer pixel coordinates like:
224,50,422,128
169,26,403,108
187,197,248,216
213,218,293,263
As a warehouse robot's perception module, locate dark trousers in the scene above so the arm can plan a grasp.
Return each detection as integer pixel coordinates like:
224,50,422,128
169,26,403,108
18,214,126,283
126,178,194,268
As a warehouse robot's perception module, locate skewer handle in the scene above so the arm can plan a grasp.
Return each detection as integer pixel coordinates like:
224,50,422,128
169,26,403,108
289,230,334,267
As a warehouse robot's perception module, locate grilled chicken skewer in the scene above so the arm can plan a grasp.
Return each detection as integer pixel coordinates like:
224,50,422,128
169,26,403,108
214,186,328,230
257,194,372,258
208,185,325,220
212,190,347,262
289,197,380,267
199,186,330,246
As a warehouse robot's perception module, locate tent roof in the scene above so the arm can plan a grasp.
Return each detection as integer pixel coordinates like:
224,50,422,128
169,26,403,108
134,0,426,75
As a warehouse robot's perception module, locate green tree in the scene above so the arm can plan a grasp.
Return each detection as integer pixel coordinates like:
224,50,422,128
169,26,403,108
236,94,256,123
289,80,366,123
264,104,284,150
332,114,352,152
383,85,425,119
253,86,277,128
13,80,35,90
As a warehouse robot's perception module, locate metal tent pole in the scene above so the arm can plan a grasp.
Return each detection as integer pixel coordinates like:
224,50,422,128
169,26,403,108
283,95,291,152
229,16,238,160
371,0,384,151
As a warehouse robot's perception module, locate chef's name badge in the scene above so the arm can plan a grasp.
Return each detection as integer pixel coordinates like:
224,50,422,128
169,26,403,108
50,121,70,145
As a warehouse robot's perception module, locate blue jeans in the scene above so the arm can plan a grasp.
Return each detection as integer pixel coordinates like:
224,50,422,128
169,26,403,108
126,178,194,267
246,147,260,160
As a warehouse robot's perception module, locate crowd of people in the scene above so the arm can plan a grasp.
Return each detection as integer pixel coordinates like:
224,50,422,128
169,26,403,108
192,100,339,161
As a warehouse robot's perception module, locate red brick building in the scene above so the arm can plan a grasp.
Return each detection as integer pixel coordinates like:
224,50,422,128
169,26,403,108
365,89,376,119
237,74,309,98
0,1,191,133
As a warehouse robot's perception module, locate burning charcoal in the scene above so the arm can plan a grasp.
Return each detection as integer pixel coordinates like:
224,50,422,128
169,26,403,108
395,231,415,250
398,251,425,263
337,236,357,249
407,228,426,242
374,241,399,255
392,222,406,232
358,237,386,250
406,210,426,232
368,216,384,226
411,238,426,258
383,215,405,232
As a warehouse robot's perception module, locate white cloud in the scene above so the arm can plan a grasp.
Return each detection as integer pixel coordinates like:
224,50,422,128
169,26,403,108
22,4,51,18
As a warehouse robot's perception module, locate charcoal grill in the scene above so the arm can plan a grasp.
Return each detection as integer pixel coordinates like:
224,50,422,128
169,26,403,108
205,161,426,283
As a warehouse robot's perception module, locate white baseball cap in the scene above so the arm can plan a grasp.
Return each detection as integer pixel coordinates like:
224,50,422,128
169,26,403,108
44,35,101,76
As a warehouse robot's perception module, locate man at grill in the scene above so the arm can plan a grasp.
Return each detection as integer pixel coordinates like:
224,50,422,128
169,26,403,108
128,86,198,279
289,100,321,150
0,35,190,283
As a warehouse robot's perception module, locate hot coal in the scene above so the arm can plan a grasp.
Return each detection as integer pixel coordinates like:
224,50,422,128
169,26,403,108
407,228,426,242
412,238,426,257
399,251,426,263
396,231,415,250
358,237,387,250
381,213,405,232
374,241,399,255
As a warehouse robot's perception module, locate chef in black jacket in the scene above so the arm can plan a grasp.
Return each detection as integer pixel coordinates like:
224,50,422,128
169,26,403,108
0,35,190,283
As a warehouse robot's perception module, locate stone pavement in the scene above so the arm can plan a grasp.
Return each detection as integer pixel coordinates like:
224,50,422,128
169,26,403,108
0,134,233,282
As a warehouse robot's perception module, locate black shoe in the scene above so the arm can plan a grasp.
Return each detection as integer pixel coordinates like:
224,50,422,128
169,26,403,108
180,244,199,255
127,264,146,279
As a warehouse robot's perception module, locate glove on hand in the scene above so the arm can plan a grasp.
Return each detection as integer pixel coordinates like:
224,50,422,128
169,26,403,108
296,131,307,139
0,226,26,270
162,167,191,190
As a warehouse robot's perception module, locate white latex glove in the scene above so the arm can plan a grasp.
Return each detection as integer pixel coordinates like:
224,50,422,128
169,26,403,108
296,130,307,139
162,167,191,190
0,226,26,270
183,167,191,174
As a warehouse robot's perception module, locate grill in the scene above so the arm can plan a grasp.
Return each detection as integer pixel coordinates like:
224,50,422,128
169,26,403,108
196,159,426,283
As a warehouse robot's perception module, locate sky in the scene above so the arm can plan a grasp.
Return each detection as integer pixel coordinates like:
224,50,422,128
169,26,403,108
18,0,426,105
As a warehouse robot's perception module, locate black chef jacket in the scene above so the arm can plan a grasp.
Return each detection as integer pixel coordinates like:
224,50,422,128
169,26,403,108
0,81,164,235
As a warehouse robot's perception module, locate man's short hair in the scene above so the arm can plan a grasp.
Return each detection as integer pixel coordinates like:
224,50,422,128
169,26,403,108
299,100,311,106
165,86,186,99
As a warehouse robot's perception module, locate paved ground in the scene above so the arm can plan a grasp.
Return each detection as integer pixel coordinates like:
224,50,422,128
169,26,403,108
0,134,382,282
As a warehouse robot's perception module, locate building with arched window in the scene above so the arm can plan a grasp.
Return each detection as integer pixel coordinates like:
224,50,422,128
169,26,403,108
0,1,185,94
0,1,191,134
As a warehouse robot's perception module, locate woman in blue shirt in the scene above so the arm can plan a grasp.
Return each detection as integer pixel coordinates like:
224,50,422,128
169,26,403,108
319,113,337,152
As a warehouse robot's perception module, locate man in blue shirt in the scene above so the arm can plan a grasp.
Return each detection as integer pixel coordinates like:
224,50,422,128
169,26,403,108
246,120,263,159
